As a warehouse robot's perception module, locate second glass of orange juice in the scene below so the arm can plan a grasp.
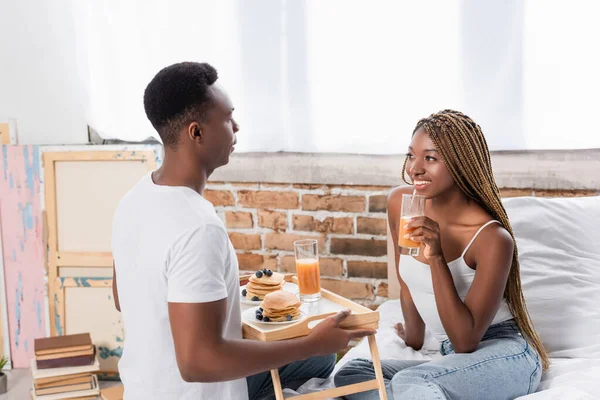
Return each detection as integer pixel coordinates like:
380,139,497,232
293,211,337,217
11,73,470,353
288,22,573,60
294,239,321,302
398,194,426,256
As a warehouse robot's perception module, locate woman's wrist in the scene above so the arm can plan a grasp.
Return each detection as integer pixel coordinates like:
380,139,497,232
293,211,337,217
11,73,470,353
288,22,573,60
427,253,446,266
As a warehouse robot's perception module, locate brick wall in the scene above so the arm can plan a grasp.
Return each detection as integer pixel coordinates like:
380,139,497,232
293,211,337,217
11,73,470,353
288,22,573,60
205,181,392,307
205,181,598,307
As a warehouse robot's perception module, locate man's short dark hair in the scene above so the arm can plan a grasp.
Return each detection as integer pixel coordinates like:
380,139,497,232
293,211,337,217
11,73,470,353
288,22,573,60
143,62,218,146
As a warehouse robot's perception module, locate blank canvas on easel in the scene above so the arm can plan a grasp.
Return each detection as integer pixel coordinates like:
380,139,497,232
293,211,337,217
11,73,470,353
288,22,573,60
63,281,123,374
44,149,157,379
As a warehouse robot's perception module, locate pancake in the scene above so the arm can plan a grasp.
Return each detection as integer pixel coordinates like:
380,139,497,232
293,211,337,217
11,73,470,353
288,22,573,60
261,291,301,310
246,289,282,300
248,271,285,286
246,282,284,294
256,291,302,322
245,270,286,300
263,308,301,319
262,313,301,322
261,306,302,322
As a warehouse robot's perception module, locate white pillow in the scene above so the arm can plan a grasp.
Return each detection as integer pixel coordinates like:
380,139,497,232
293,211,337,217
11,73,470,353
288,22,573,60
504,196,600,358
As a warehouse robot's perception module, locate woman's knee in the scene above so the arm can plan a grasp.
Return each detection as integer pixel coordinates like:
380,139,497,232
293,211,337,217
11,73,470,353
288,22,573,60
390,370,446,399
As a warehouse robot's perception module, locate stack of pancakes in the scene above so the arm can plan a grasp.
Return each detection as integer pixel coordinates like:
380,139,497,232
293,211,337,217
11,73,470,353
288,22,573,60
260,291,302,322
246,271,286,300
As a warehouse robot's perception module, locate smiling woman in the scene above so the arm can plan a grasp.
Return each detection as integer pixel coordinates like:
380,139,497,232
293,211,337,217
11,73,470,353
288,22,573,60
334,110,550,400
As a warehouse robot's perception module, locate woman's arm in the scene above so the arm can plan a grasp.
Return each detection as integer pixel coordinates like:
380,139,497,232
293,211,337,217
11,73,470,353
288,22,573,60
388,187,426,350
407,218,513,353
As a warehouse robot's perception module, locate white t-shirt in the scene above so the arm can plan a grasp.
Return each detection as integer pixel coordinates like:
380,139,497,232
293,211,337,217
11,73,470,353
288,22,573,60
112,172,248,400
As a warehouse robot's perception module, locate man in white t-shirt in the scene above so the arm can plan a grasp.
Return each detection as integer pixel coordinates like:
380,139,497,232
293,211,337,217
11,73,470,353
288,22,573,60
111,62,374,400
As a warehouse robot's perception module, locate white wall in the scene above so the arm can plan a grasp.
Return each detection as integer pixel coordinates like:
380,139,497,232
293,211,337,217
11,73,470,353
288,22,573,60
2,1,599,150
0,0,88,145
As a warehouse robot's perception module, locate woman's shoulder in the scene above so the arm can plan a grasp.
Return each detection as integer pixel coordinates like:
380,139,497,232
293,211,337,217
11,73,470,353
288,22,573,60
387,186,414,229
470,220,514,261
388,185,414,203
387,185,413,214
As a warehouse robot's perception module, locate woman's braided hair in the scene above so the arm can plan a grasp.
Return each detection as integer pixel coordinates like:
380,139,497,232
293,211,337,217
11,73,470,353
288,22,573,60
402,109,549,370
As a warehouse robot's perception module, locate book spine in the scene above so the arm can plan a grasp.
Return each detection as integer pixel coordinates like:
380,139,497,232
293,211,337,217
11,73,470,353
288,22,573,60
36,354,95,370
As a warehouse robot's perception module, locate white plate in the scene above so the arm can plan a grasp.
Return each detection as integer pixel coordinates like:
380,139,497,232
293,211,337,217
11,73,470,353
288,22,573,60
239,282,299,305
242,306,306,326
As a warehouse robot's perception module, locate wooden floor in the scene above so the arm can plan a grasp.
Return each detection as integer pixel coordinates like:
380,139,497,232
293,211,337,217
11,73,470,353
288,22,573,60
0,369,121,399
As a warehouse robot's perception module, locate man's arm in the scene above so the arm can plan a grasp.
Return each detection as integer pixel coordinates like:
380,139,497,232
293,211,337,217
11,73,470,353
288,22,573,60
169,300,373,383
112,262,121,312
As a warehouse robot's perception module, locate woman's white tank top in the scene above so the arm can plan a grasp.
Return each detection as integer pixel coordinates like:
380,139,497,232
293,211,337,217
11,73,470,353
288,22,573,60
399,220,514,342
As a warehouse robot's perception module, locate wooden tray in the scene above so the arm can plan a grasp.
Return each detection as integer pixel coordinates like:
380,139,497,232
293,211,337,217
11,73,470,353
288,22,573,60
242,285,379,342
241,275,387,400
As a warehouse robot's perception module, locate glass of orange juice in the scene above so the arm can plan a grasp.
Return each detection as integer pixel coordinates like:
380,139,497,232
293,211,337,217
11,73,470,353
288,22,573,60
398,194,426,256
294,239,321,302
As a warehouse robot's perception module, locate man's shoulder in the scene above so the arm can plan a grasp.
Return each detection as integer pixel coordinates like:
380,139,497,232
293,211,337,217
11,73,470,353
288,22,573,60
114,173,152,211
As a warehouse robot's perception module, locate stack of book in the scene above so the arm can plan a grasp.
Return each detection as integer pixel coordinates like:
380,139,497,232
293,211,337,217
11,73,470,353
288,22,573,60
30,333,101,399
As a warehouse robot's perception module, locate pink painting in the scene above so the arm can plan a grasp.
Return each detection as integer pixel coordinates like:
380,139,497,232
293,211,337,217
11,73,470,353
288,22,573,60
0,145,46,367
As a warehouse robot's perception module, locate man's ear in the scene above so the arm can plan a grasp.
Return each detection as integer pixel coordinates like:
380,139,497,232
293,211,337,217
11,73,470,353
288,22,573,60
187,121,203,142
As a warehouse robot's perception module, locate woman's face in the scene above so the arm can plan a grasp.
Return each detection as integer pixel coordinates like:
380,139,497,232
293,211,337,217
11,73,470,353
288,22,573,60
405,127,456,199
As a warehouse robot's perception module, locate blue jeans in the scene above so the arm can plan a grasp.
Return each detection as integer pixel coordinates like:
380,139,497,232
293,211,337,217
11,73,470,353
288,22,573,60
247,354,336,400
334,320,542,400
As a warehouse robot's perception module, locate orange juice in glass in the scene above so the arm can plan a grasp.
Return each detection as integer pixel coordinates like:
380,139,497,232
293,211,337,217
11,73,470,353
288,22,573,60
294,239,321,302
398,194,426,256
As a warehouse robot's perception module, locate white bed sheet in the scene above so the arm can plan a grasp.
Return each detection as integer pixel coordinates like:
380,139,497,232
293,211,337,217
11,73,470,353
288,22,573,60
287,300,600,399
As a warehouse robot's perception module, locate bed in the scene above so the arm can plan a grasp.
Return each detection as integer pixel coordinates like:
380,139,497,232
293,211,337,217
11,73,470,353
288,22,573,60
289,196,600,399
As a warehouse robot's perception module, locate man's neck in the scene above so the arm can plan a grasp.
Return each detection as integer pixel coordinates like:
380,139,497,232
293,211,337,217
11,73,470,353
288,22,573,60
152,151,210,195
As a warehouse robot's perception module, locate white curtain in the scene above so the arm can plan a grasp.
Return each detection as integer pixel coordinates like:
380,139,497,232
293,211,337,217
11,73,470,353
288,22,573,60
71,0,600,153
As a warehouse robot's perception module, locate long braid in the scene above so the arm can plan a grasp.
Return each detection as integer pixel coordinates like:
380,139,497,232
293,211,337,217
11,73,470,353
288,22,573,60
404,109,550,371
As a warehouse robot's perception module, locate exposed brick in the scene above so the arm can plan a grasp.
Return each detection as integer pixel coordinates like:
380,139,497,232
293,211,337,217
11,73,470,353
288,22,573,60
330,238,387,257
357,217,387,236
264,233,325,252
302,194,366,212
237,253,276,271
280,256,343,277
347,261,388,279
232,182,260,188
228,233,261,250
500,189,533,198
279,255,296,273
369,195,387,213
206,180,226,185
500,188,599,198
264,255,278,270
533,189,599,197
331,185,392,191
225,211,253,229
293,215,353,234
292,215,314,231
331,218,354,234
321,279,374,300
293,184,326,190
238,191,299,209
377,282,389,297
203,189,235,206
320,258,344,277
258,210,287,231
